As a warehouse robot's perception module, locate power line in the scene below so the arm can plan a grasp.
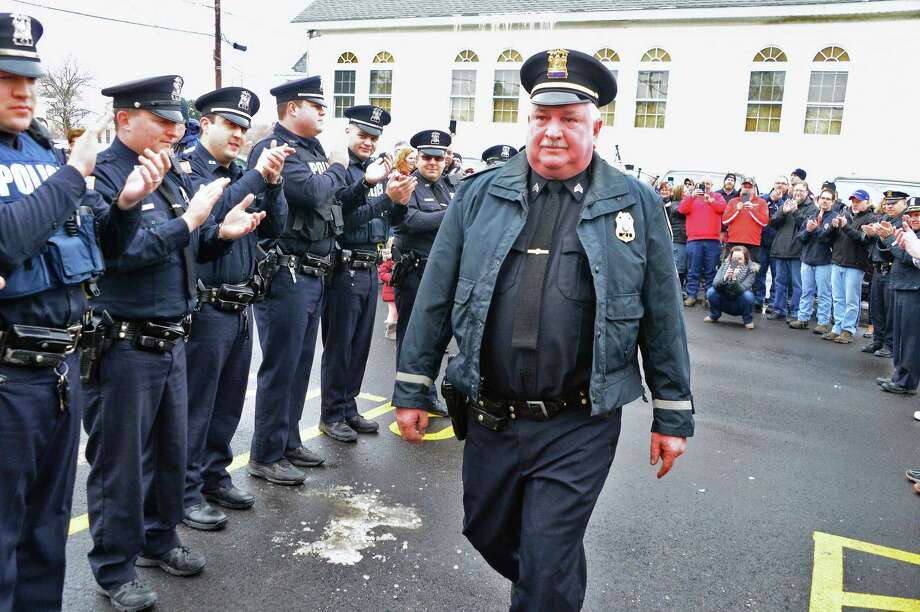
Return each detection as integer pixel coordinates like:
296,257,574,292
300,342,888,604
11,0,212,37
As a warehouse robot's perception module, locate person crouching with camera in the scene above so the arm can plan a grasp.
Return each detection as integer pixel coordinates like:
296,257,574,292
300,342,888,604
705,245,757,329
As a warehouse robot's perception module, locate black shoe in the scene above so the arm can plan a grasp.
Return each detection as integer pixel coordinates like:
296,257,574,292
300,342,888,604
764,305,775,315
203,485,255,510
876,377,892,386
284,446,325,467
427,397,449,418
345,415,380,433
95,579,158,612
247,459,306,485
182,503,227,531
873,347,893,358
319,420,358,443
906,469,920,484
766,312,785,321
136,545,206,577
861,342,882,353
880,381,917,395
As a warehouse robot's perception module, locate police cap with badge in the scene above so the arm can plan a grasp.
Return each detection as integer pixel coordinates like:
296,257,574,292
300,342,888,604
344,105,391,136
195,86,260,129
482,145,518,165
520,48,617,107
102,75,186,123
270,75,326,107
904,196,920,214
0,13,43,78
410,130,451,157
883,190,910,202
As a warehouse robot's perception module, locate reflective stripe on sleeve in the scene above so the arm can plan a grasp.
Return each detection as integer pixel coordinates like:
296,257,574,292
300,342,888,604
653,398,693,411
395,372,433,388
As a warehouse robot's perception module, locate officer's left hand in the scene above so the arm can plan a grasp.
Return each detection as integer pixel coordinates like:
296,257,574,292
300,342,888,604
67,110,112,178
895,226,920,257
364,155,392,185
218,194,265,240
650,432,687,479
0,275,5,291
395,408,429,443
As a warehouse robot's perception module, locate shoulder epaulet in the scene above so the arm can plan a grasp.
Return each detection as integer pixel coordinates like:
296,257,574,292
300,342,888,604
461,164,501,181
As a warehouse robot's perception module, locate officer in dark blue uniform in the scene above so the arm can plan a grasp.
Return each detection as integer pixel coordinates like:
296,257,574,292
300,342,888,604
0,14,141,611
181,87,292,530
878,197,920,395
83,75,266,611
247,76,352,483
392,129,455,415
481,144,518,167
318,105,414,442
864,190,908,357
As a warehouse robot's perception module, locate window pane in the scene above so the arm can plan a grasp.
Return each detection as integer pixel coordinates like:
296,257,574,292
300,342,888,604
636,71,668,100
492,97,518,123
450,96,475,122
369,70,392,95
369,97,391,112
334,70,355,94
451,70,476,96
493,70,520,97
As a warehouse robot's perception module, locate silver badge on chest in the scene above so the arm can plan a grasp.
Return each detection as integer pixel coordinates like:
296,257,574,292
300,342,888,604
615,211,636,243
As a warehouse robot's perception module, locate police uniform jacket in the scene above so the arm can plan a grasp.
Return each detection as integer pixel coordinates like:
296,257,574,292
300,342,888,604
91,137,232,320
335,151,393,251
0,128,140,328
248,123,348,257
393,170,452,258
882,229,920,290
392,153,694,437
183,145,287,285
870,214,902,265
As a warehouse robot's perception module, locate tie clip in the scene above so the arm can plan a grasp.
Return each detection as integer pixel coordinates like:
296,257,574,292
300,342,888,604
527,248,550,255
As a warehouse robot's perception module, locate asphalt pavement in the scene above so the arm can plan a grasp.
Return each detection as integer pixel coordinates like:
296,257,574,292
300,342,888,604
61,298,920,611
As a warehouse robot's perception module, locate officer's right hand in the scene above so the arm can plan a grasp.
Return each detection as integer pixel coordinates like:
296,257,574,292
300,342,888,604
117,148,172,210
183,178,230,232
67,110,113,178
255,140,295,184
328,147,349,169
0,275,5,291
395,408,429,443
386,174,417,205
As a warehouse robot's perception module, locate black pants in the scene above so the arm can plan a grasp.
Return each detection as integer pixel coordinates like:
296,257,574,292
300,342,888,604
869,271,892,349
462,407,622,611
891,289,920,390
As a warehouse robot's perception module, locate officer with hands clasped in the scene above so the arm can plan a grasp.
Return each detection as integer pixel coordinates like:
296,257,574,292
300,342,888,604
180,86,293,530
318,104,415,442
0,13,142,611
82,74,265,611
392,49,694,611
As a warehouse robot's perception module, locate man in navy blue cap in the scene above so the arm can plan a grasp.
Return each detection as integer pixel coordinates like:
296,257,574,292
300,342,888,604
180,87,294,529
481,144,518,167
391,128,456,416
82,74,267,610
318,105,416,442
245,76,352,483
0,13,144,611
393,49,692,611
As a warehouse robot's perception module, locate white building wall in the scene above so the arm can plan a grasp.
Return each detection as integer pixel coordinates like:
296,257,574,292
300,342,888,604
301,12,920,188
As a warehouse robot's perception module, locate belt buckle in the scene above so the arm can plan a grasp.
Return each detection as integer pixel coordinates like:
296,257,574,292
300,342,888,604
526,400,549,420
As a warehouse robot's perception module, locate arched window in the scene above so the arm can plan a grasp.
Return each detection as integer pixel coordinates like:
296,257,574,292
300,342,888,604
336,51,358,64
454,49,479,63
814,46,850,62
493,51,522,122
372,51,395,64
334,53,357,117
497,49,523,63
640,47,671,62
594,49,620,127
754,47,787,62
370,52,394,112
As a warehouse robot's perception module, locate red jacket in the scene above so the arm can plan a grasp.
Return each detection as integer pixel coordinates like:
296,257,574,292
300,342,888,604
378,258,395,302
722,196,769,246
677,193,727,241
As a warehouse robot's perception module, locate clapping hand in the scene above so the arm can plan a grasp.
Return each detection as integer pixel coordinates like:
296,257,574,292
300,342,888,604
218,193,265,240
255,140,295,184
386,173,417,205
365,154,393,185
117,148,172,211
183,177,229,232
806,219,819,232
67,110,113,179
878,220,894,239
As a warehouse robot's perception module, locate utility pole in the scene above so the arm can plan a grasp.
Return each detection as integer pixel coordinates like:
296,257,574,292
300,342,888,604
214,0,222,88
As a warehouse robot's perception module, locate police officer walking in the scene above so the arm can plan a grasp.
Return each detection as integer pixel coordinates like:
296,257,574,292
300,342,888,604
393,49,693,611
391,129,456,415
181,87,293,530
318,105,415,442
0,14,141,610
246,76,351,484
83,75,266,611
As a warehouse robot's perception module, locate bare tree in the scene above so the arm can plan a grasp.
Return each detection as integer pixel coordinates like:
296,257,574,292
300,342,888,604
39,57,93,138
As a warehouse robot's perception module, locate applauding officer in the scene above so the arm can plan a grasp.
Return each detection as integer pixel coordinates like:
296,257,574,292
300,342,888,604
247,76,351,483
83,75,265,611
393,49,693,611
181,87,292,530
0,14,141,611
319,105,414,441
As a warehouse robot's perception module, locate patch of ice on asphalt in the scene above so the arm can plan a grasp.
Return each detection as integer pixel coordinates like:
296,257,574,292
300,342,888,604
292,486,421,565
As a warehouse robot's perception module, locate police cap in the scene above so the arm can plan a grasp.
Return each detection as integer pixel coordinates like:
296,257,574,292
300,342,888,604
196,86,260,129
905,197,920,214
270,76,325,107
344,104,390,136
0,13,43,78
883,190,910,201
520,48,616,107
102,75,185,123
482,144,518,165
410,130,451,157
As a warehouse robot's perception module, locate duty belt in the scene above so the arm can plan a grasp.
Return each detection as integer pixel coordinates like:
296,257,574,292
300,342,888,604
277,252,333,282
338,249,378,271
197,281,255,313
109,318,189,353
0,323,82,367
471,390,590,430
873,262,892,274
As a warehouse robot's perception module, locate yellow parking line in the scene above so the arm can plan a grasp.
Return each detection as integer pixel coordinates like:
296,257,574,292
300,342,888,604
68,399,395,537
357,392,387,402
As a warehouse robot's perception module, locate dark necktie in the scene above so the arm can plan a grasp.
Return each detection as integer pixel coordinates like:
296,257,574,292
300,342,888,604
511,181,562,351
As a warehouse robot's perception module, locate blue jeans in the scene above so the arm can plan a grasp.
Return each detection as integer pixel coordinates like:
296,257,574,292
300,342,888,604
831,265,864,334
686,239,721,299
706,287,755,324
797,263,833,325
672,242,687,274
771,257,802,317
754,250,776,304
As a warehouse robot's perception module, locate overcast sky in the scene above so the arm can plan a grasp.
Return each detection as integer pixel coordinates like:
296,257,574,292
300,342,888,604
12,0,310,123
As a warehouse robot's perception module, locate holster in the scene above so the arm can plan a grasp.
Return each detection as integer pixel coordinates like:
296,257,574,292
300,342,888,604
441,377,469,441
255,246,280,299
0,323,80,368
78,310,114,383
390,252,417,288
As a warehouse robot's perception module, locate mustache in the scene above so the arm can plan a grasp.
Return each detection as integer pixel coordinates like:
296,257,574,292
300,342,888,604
539,138,568,149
